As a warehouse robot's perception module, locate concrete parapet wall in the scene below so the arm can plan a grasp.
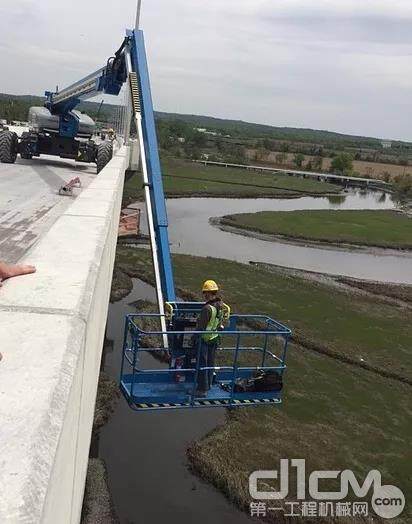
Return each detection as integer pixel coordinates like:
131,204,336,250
0,148,128,523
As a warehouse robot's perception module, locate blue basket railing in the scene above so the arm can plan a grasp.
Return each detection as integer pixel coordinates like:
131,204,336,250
120,313,292,410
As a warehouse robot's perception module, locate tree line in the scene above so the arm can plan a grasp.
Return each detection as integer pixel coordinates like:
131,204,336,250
156,119,246,163
0,99,30,122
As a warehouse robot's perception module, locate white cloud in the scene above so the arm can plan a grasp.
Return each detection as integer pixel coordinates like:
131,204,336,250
0,0,410,139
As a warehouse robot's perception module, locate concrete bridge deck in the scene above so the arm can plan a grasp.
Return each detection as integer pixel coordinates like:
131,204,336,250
0,156,96,264
0,125,99,264
0,146,128,523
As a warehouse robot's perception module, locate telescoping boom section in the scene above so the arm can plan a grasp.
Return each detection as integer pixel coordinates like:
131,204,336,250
118,28,292,411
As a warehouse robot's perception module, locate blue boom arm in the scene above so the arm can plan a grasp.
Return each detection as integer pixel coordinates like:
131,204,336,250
44,40,128,138
128,29,176,303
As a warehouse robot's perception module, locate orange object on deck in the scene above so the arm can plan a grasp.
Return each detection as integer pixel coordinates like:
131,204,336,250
118,209,141,237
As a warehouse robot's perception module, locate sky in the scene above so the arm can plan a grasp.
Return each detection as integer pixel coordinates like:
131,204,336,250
0,0,411,140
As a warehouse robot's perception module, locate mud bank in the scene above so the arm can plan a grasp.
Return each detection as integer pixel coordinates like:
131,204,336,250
81,459,118,524
81,373,120,523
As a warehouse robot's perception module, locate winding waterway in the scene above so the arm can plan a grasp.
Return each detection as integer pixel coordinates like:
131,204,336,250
131,190,412,284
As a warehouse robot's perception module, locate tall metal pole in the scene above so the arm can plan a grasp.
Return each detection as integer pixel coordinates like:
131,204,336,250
135,0,142,30
125,50,169,348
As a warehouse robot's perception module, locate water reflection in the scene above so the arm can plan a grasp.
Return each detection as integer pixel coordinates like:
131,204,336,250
326,194,346,206
358,189,368,199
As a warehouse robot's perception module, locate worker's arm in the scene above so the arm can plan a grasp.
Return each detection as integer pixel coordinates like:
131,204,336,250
196,304,212,332
190,305,211,348
0,262,36,285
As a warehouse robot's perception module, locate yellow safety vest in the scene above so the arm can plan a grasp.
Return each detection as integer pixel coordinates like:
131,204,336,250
202,303,231,342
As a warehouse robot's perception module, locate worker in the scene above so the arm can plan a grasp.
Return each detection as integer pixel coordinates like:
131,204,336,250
193,280,230,397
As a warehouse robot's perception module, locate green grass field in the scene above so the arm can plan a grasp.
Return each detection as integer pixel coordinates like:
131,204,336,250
123,156,339,202
189,348,411,522
115,247,412,522
221,210,412,249
117,247,412,382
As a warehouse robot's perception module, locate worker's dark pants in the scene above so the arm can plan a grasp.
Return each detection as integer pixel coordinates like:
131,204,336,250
196,339,217,391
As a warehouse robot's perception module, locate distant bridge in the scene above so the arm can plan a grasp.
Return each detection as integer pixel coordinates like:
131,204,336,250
194,160,392,191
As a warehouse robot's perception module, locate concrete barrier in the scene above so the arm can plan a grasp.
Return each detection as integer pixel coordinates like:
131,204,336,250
0,147,128,523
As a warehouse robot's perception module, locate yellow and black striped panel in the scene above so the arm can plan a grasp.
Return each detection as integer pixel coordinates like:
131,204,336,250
129,72,141,114
133,398,281,410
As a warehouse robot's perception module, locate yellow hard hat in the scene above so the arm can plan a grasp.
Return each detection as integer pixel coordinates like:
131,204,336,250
202,280,219,292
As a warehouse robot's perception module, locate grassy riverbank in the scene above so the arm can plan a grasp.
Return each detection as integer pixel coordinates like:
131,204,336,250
116,247,412,382
81,372,119,523
114,247,412,521
220,209,412,250
188,353,411,522
123,156,339,202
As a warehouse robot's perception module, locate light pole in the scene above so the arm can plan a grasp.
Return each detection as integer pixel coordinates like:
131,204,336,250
135,0,142,30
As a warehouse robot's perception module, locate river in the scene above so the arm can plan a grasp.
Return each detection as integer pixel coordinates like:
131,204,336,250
130,190,412,284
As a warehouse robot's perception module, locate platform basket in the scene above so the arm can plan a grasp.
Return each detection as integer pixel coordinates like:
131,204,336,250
120,310,292,411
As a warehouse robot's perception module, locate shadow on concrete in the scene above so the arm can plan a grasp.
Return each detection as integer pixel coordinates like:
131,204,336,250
29,157,91,171
30,164,68,191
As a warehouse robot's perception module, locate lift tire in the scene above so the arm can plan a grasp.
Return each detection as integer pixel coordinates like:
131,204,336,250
0,130,18,163
96,142,113,174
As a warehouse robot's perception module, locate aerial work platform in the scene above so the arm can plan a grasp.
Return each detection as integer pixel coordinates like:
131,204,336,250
109,27,293,411
120,308,291,411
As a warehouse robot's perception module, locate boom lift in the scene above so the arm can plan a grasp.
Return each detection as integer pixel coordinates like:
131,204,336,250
2,22,292,410
0,41,129,172
120,29,292,410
